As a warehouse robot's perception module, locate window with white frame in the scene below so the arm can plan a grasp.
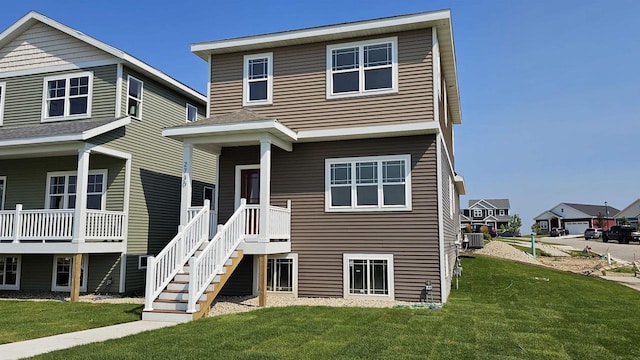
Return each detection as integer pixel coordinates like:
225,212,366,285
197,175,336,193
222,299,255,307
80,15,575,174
138,255,150,270
42,72,92,121
327,37,398,98
343,254,394,299
473,209,483,218
52,255,87,292
186,103,198,122
46,170,107,210
0,82,5,126
243,53,273,105
326,155,411,211
0,255,20,290
267,258,293,292
0,176,5,210
127,76,143,119
487,209,494,216
499,209,505,216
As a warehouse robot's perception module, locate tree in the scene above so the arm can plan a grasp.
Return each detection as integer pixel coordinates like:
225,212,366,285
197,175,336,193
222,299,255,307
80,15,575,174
620,217,630,225
531,222,541,235
594,212,604,228
507,214,522,234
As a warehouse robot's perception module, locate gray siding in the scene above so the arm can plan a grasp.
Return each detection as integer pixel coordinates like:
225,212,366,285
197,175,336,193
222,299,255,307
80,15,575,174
91,66,212,292
210,29,434,131
19,255,53,291
87,254,121,293
439,137,458,302
0,22,113,73
219,135,442,302
1,65,117,127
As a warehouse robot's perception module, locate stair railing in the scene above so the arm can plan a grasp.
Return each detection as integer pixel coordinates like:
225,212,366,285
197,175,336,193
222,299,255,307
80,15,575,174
144,200,210,311
187,199,247,313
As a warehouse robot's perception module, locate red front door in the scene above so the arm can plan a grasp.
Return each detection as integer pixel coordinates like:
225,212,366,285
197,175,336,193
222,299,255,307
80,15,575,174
240,169,260,204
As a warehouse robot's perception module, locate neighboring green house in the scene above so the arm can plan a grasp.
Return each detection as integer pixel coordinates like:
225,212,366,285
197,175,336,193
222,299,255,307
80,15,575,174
0,12,212,296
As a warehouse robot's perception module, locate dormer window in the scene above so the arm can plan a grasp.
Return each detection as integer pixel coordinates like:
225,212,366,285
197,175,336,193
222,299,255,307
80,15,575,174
326,37,398,99
243,53,273,106
42,72,93,121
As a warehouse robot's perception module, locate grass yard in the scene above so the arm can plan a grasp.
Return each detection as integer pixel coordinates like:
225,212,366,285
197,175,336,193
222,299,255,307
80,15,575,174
30,256,640,359
0,301,142,344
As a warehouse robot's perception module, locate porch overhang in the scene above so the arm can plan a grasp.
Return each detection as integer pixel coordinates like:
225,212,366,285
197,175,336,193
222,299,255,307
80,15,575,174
0,117,130,158
163,118,297,152
0,242,125,255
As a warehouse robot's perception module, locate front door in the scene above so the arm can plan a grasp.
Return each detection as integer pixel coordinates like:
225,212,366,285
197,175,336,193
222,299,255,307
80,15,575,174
240,169,260,204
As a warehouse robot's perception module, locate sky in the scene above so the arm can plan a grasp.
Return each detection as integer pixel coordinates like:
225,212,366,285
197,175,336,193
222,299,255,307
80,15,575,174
1,0,638,230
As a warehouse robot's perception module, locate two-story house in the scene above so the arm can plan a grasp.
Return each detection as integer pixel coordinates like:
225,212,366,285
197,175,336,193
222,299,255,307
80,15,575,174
460,199,511,231
142,10,465,322
0,12,212,299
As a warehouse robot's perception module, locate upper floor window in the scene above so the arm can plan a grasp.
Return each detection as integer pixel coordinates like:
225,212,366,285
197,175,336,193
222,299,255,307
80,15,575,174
46,170,106,210
186,103,198,122
499,209,506,216
487,209,494,216
473,209,483,218
0,82,5,126
326,37,398,99
326,154,411,212
243,53,273,106
42,72,93,121
127,76,143,119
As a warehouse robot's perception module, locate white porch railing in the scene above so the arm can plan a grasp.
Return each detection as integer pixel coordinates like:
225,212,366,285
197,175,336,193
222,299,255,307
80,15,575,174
188,207,217,239
269,200,292,240
187,199,247,313
0,205,126,242
144,200,210,311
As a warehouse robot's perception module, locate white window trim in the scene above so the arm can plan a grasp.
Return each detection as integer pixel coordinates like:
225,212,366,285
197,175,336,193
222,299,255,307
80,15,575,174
325,154,411,212
326,37,398,99
0,81,5,126
45,170,108,210
0,255,21,290
186,103,198,122
243,53,273,106
448,176,454,219
138,255,150,270
127,75,143,120
41,72,93,122
234,164,259,209
51,254,88,292
473,209,483,217
268,253,298,296
343,253,394,300
487,209,494,216
0,175,6,211
499,209,505,216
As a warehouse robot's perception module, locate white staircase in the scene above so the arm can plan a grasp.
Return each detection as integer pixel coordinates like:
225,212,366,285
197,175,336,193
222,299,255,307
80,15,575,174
142,200,248,322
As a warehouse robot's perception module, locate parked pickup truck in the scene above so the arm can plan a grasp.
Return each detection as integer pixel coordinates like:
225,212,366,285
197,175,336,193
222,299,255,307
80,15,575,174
602,226,640,244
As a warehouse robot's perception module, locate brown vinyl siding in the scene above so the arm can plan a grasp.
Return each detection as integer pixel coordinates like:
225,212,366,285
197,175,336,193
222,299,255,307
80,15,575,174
219,135,442,302
1,65,117,127
439,137,458,301
209,29,434,131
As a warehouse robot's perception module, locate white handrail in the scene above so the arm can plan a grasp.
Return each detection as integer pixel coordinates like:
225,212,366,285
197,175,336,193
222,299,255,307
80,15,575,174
144,200,210,311
85,210,126,240
268,200,291,240
187,199,246,313
0,210,14,240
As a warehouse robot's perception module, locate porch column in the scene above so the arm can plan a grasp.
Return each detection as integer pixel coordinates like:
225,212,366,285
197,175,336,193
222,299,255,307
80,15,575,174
72,147,90,243
180,143,193,225
258,254,267,307
259,139,271,242
70,253,82,302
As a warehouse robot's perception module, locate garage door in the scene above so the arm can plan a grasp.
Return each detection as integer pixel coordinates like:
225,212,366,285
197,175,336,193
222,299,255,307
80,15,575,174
564,221,589,235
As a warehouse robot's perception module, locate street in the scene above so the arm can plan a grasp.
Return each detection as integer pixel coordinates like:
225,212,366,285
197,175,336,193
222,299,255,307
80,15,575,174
538,236,640,263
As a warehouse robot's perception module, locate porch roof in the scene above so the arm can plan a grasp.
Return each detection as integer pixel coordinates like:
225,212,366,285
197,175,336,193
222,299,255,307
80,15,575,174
0,117,130,147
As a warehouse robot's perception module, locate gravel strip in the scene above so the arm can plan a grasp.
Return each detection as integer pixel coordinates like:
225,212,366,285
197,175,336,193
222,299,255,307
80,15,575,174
0,292,143,304
471,240,541,265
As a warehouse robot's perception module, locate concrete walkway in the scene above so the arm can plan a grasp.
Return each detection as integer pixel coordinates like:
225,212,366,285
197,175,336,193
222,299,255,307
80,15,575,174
0,320,177,360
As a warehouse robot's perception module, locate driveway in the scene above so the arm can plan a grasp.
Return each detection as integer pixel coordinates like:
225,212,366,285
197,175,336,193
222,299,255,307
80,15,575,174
538,236,640,263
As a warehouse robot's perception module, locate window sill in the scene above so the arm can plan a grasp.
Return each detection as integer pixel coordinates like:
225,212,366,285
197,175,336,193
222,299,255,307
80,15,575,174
326,88,398,100
325,206,411,213
344,293,394,301
41,114,91,123
242,100,273,107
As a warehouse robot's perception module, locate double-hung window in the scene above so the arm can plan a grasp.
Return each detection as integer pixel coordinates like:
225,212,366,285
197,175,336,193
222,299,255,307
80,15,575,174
127,76,143,119
243,53,273,106
326,155,411,211
42,72,92,121
327,37,398,98
0,255,19,290
0,81,5,126
46,170,106,210
186,103,198,122
52,255,87,292
343,254,394,299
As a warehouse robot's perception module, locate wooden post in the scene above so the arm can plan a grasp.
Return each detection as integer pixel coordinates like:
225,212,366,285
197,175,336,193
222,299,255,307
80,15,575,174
70,253,82,302
258,254,267,307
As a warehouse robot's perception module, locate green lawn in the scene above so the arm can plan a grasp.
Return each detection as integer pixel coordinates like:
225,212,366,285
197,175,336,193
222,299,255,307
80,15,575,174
30,256,640,359
0,301,142,344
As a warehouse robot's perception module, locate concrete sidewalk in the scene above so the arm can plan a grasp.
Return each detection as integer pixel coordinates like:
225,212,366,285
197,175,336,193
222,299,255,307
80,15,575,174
601,276,640,292
0,320,177,360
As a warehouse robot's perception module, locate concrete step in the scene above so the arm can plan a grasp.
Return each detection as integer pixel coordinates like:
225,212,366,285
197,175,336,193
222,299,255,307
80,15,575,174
158,290,207,302
142,310,193,323
152,299,198,312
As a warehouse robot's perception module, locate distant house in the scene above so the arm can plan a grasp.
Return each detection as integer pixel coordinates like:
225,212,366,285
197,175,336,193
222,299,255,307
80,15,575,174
461,199,510,230
614,199,640,228
534,203,619,234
